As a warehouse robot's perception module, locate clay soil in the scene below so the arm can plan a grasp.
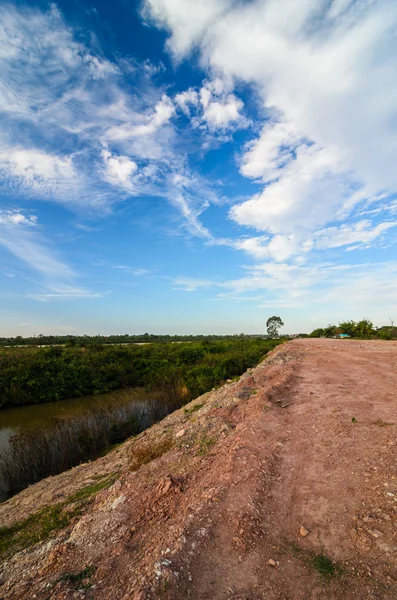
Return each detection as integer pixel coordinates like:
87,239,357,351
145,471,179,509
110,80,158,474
0,339,396,600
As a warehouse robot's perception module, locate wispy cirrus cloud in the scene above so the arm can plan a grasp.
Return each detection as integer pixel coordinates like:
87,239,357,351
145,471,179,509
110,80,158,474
0,3,225,236
0,209,104,301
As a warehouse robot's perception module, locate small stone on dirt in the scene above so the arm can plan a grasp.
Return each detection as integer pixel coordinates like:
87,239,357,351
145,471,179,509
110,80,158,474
175,429,186,438
300,526,309,537
268,559,277,567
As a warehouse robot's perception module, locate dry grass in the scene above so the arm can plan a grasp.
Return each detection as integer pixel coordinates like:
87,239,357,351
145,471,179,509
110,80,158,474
129,435,174,471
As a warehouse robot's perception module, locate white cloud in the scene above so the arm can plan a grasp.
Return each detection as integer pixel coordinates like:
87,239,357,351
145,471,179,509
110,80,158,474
101,150,137,190
232,143,347,234
314,220,397,250
106,95,175,140
0,148,75,191
0,210,37,227
113,265,150,276
234,234,300,262
142,0,230,59
232,220,397,263
0,4,218,238
176,79,248,133
240,121,305,182
175,89,199,116
172,276,214,291
146,0,397,244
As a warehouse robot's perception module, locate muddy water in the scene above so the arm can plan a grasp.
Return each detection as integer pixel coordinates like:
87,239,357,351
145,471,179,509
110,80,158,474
0,389,180,502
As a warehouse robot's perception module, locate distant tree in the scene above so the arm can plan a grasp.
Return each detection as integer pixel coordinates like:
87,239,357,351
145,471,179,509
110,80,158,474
324,324,338,338
356,318,375,338
309,328,325,338
266,316,284,338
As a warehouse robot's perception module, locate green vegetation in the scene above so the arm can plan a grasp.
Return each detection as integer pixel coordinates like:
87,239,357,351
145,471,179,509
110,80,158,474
0,338,281,409
0,504,76,559
309,319,397,340
0,474,117,559
196,431,217,455
288,542,344,580
58,565,96,587
184,402,204,414
311,553,343,578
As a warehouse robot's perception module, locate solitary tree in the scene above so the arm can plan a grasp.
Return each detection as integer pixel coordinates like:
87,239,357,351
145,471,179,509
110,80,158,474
266,316,284,338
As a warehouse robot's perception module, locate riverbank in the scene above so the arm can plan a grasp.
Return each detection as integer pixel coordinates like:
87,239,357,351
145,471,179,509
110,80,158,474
0,388,183,501
1,340,396,599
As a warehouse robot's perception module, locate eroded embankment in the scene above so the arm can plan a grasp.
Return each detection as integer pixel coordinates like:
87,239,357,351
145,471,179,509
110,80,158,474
1,340,396,600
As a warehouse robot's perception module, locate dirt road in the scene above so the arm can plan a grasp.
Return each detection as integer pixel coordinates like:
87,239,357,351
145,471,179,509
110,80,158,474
1,339,396,599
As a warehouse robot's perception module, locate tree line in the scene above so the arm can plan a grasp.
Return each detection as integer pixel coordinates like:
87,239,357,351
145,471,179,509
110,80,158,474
0,333,265,347
309,319,397,340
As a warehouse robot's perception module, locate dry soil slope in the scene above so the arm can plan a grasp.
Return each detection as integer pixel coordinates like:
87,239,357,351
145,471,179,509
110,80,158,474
0,339,396,600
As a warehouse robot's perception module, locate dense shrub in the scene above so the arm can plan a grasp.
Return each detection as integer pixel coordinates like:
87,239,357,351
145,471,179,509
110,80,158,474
0,339,280,409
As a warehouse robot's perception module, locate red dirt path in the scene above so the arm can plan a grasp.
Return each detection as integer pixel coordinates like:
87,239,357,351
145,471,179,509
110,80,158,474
0,339,396,599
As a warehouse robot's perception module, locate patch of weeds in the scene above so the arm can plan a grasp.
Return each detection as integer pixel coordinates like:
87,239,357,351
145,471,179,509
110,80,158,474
311,553,342,578
351,417,357,423
184,403,204,414
373,419,393,427
196,431,216,456
0,473,120,559
129,435,174,471
0,504,79,559
287,543,344,580
68,474,118,503
58,565,96,588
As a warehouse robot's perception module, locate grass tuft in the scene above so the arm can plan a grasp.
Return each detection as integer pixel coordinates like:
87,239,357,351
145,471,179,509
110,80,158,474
311,553,341,578
373,419,393,427
184,403,204,414
287,542,344,580
196,431,216,456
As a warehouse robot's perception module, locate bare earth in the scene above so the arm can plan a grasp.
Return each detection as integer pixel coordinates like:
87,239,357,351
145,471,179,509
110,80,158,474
0,339,396,599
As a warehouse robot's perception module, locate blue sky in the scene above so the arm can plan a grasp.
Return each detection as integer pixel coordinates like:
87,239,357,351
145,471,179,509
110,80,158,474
1,0,397,336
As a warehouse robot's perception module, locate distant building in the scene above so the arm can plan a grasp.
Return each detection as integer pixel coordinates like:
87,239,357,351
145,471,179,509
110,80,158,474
338,333,350,338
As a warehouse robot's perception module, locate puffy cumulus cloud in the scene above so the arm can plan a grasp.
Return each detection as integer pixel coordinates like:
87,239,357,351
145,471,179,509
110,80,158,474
231,143,347,234
176,79,248,133
0,148,75,187
234,234,301,262
240,121,305,182
101,150,137,191
145,0,397,252
142,0,230,59
106,95,175,141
